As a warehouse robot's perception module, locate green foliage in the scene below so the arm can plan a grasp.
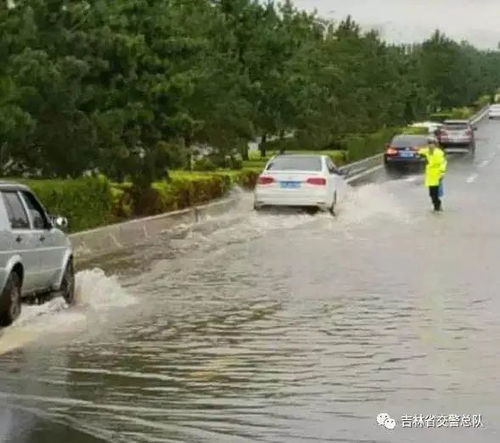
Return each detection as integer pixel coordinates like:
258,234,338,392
474,95,492,109
193,157,217,172
342,128,400,162
20,177,114,232
430,107,473,122
1,1,500,187
121,170,257,216
402,126,429,135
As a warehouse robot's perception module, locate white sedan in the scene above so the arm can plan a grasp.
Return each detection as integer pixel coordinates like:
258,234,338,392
488,104,500,119
253,154,346,214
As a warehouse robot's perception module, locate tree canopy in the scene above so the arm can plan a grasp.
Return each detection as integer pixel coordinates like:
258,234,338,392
1,0,500,183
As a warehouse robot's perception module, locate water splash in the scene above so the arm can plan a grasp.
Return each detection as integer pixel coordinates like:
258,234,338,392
0,269,133,355
338,183,412,225
75,268,136,309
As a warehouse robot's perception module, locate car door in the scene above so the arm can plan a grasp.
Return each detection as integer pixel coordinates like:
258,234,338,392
20,190,66,290
1,191,40,293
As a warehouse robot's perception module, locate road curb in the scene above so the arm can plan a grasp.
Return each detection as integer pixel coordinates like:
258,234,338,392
71,198,239,260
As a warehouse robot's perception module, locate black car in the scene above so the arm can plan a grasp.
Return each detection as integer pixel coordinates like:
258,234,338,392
384,134,429,172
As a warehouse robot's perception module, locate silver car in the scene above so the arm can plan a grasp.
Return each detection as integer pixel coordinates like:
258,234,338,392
0,182,74,326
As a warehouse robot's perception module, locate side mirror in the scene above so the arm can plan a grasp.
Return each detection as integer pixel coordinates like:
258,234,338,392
473,127,478,131
50,215,68,230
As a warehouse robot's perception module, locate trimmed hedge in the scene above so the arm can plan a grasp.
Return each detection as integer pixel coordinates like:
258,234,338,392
20,177,115,233
402,126,430,135
343,127,400,162
112,169,260,218
246,149,348,170
11,170,261,232
430,107,474,122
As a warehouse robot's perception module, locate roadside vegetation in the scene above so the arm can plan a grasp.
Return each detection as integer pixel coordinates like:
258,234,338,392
2,1,500,231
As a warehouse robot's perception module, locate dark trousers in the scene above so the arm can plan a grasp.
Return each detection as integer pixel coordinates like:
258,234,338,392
429,186,441,211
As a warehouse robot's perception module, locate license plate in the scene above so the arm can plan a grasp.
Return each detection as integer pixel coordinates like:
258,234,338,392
399,151,414,158
280,181,301,189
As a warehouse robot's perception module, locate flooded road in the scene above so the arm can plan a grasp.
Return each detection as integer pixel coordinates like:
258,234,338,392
2,120,500,442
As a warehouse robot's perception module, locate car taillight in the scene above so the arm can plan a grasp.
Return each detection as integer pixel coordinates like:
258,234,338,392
386,147,398,155
257,176,274,185
306,177,326,186
466,129,472,136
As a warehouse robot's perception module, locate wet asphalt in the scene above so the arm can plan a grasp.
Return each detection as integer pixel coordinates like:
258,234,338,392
1,119,500,442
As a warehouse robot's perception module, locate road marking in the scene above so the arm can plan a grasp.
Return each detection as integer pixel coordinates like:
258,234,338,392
405,176,418,182
466,173,478,184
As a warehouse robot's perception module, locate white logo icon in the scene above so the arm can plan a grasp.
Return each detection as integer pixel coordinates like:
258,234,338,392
377,413,396,430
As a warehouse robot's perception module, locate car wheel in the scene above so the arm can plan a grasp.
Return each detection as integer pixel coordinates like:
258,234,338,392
60,259,75,305
0,272,22,327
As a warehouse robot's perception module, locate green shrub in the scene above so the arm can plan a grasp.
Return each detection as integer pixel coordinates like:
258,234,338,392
243,159,267,169
128,172,232,216
21,177,114,232
193,157,217,171
430,107,473,122
474,95,491,109
227,155,243,170
448,107,473,119
265,137,301,152
342,128,399,162
327,150,348,165
402,126,429,135
223,169,259,188
111,183,134,219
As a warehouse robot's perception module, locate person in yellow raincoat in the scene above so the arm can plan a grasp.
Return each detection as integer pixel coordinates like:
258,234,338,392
417,137,447,211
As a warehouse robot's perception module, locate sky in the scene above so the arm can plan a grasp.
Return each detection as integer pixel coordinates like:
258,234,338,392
293,0,500,49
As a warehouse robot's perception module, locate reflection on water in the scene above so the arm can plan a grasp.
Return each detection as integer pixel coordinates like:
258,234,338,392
1,127,500,442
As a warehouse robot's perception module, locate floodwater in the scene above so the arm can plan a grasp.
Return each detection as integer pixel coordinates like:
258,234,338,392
1,120,500,442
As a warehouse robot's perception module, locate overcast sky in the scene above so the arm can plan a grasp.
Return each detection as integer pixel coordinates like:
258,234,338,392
293,0,500,48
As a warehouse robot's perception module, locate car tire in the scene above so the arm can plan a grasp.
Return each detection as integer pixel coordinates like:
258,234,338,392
0,272,22,327
60,259,75,305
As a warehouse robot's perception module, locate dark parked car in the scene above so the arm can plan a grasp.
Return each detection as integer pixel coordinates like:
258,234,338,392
437,120,476,154
384,134,430,173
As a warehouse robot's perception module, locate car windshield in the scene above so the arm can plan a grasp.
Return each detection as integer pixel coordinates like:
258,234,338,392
266,156,322,171
391,136,428,148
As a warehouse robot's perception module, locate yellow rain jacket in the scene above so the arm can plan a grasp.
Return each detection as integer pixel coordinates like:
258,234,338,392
417,146,447,187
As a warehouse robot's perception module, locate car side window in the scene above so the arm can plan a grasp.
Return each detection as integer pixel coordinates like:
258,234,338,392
20,191,50,230
2,191,30,230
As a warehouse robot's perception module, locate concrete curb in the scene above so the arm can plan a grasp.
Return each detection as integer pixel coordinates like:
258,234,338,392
70,198,239,260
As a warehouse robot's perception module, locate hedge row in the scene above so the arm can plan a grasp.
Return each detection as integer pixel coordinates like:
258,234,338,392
259,128,400,164
342,127,401,162
245,149,348,170
16,170,260,232
21,177,114,233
